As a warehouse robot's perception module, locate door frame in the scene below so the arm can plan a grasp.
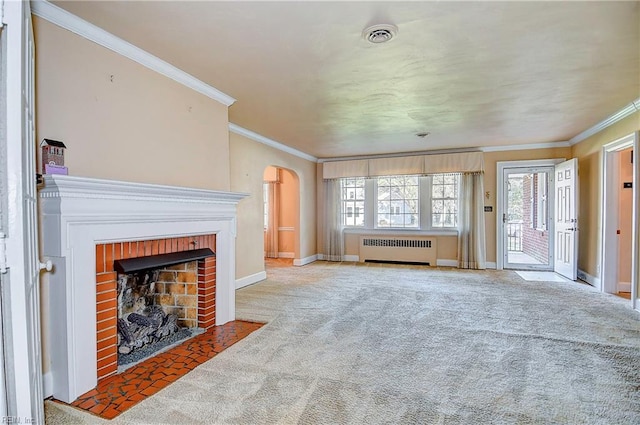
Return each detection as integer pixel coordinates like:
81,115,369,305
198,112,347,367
600,132,639,309
496,159,565,270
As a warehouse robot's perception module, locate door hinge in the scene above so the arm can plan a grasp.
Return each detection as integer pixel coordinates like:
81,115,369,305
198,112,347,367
0,232,7,274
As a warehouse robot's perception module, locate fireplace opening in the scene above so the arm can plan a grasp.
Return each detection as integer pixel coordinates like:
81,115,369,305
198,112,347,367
116,261,204,367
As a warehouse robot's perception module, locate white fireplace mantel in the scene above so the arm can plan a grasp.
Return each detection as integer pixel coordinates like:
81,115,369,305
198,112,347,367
39,175,248,403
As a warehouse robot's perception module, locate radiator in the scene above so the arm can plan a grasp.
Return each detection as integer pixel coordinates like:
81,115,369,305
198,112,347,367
358,236,437,265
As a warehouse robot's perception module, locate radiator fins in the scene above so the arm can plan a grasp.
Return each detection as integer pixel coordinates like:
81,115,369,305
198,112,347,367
362,238,432,248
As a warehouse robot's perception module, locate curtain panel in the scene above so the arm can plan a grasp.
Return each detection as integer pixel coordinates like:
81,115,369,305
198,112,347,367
458,172,486,269
323,179,344,261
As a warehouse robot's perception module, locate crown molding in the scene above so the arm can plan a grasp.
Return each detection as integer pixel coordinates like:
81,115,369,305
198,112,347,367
481,141,570,153
229,123,318,163
569,98,640,146
31,0,236,107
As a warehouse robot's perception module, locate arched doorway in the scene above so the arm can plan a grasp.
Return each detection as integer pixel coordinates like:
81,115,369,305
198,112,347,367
263,166,300,268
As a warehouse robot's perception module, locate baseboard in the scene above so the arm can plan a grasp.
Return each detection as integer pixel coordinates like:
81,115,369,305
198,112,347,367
343,255,360,262
617,281,631,293
436,259,458,267
43,372,53,398
278,252,295,259
486,262,497,269
294,254,318,266
317,254,325,260
578,269,601,288
235,271,267,289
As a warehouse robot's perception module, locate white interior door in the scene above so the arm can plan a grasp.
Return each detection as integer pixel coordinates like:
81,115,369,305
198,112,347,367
554,158,579,280
1,0,44,421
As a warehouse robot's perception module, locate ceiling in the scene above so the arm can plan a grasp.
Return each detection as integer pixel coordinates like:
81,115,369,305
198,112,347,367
53,1,640,159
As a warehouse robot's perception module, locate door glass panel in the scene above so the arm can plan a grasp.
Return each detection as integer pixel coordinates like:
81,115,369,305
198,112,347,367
506,171,550,267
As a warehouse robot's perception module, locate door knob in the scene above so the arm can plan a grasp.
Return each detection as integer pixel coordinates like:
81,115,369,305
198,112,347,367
39,260,53,272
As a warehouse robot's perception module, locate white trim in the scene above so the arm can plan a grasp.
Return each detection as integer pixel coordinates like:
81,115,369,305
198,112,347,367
294,254,318,266
578,269,601,287
570,99,640,145
618,282,631,293
229,123,317,162
496,159,564,270
600,133,638,304
343,228,458,237
30,0,235,106
278,252,295,259
43,372,53,398
317,254,325,260
486,262,497,269
436,259,458,267
481,141,570,153
235,271,267,290
278,227,295,232
343,255,360,262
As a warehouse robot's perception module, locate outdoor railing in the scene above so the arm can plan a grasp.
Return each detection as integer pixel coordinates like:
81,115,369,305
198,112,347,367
507,221,523,252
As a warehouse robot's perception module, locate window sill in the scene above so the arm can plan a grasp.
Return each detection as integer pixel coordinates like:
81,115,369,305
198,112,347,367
343,228,458,237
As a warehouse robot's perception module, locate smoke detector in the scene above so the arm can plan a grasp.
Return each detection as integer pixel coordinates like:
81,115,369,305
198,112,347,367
362,24,398,44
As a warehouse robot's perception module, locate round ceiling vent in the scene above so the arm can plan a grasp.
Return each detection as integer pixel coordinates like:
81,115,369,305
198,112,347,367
362,24,398,44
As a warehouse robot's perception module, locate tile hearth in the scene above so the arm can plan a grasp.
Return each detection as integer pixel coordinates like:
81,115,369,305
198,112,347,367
61,320,263,420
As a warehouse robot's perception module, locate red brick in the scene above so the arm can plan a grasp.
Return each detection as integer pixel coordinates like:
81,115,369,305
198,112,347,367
96,244,105,274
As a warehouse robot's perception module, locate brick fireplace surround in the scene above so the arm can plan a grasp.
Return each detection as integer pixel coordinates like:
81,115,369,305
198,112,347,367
40,175,246,403
95,235,216,380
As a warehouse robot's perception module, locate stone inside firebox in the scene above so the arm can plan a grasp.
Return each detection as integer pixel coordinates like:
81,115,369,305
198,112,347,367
117,261,202,367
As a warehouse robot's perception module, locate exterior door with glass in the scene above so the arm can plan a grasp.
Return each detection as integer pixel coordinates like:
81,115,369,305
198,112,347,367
502,166,554,270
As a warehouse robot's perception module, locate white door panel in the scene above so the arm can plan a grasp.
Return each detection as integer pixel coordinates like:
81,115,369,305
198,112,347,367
554,158,579,280
1,0,44,421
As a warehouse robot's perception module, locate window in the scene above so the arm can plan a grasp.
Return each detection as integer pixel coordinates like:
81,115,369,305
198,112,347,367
534,172,547,231
376,175,419,228
341,178,365,226
338,174,459,230
431,174,458,228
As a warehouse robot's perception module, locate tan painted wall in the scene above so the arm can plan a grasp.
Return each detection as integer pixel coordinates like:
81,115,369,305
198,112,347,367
230,132,317,279
35,17,232,377
572,112,640,277
34,17,230,190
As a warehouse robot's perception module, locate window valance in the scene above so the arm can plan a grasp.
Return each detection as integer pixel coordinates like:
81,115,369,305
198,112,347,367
322,159,369,179
322,152,483,179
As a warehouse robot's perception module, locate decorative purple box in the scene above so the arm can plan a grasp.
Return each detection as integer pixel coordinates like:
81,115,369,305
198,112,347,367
44,164,68,175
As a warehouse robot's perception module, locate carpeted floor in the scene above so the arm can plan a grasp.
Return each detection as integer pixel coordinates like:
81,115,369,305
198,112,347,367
46,261,640,424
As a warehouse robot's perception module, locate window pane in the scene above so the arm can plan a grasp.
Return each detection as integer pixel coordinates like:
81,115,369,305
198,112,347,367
432,213,442,227
375,175,421,229
443,175,457,185
341,178,365,227
432,184,444,198
443,200,457,213
443,184,456,199
433,174,444,184
378,213,390,227
378,200,390,214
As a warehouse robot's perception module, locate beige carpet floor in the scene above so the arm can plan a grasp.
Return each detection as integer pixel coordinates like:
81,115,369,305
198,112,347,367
45,261,640,424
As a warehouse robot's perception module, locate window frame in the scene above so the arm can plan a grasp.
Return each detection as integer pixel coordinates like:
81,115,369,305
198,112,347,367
339,174,460,232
